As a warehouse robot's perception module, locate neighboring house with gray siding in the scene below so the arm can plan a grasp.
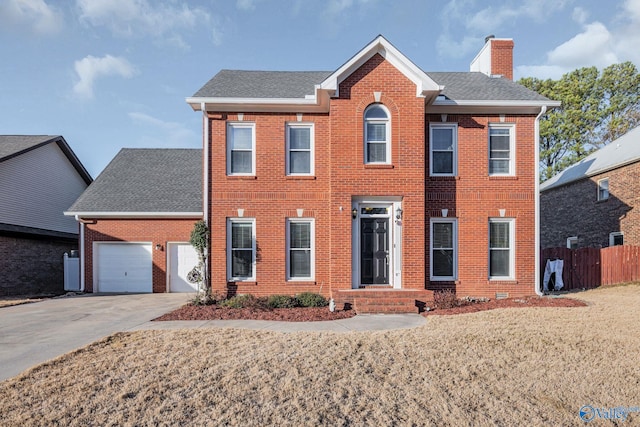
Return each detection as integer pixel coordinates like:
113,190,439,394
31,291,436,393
540,126,640,249
0,135,92,295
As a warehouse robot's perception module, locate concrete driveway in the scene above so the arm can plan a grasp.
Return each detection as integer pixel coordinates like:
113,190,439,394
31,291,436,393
0,293,189,382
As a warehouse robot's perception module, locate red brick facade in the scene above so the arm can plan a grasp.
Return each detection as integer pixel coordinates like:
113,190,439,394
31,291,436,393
206,53,538,299
490,39,514,80
83,218,197,293
541,161,640,249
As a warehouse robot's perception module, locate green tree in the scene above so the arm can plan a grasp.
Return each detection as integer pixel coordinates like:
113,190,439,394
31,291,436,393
519,62,640,182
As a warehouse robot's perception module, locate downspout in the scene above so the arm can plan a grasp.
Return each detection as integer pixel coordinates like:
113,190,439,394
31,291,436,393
202,102,209,225
534,106,547,296
75,215,86,292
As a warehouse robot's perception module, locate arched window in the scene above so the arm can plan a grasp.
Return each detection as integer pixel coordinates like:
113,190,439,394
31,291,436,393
364,104,391,164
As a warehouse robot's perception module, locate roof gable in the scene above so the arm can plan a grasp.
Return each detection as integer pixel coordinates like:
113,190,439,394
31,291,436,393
320,35,442,99
0,135,92,184
540,126,640,191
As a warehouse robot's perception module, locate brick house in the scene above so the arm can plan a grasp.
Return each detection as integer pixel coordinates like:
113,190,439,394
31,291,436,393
185,35,559,308
540,126,640,249
65,149,203,293
0,135,92,296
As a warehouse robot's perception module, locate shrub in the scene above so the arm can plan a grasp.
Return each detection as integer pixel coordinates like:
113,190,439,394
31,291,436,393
266,294,298,309
220,294,257,309
433,289,460,310
295,292,328,307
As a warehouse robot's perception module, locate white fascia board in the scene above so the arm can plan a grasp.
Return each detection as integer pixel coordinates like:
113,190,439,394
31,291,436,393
186,95,329,113
433,99,561,107
319,35,441,98
429,99,561,115
65,211,204,219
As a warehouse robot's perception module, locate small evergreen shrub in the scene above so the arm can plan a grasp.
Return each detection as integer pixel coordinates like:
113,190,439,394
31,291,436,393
220,294,257,309
295,292,328,307
266,294,298,309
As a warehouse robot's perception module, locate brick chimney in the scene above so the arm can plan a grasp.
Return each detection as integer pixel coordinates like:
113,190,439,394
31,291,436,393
470,35,514,80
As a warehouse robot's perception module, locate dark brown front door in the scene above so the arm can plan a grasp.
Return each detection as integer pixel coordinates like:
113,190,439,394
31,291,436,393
360,218,389,285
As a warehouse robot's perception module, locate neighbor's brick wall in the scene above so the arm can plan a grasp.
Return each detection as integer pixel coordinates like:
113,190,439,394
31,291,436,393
84,218,198,293
0,235,77,296
540,161,640,248
425,114,537,298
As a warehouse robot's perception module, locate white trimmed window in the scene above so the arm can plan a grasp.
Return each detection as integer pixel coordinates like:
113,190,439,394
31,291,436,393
609,232,623,246
566,236,578,249
227,219,256,281
430,218,457,280
364,104,391,164
286,219,315,280
598,178,609,201
489,218,515,279
430,123,457,176
227,123,255,175
489,124,515,175
286,123,314,175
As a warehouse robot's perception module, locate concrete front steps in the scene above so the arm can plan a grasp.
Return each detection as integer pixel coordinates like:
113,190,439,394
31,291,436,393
334,288,431,314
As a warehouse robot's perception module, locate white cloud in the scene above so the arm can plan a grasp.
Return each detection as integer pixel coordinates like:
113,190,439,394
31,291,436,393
128,112,197,147
236,0,257,11
0,0,63,35
547,22,617,69
572,7,589,25
324,0,375,16
76,0,213,47
73,55,137,99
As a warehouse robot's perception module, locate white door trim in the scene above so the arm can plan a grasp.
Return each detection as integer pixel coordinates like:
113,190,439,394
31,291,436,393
351,197,403,289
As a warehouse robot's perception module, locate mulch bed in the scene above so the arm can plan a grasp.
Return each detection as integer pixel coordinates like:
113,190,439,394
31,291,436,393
155,295,587,322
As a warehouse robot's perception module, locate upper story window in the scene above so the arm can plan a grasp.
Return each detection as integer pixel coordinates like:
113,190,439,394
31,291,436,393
598,178,609,201
430,123,457,176
286,123,314,175
489,124,515,175
227,122,255,176
364,104,391,164
609,232,623,246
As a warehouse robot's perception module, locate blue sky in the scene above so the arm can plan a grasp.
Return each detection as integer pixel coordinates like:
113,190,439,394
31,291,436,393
1,0,639,177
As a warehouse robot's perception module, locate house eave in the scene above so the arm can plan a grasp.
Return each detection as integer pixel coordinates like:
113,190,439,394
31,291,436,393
428,99,560,115
540,157,640,193
65,211,204,219
186,94,330,113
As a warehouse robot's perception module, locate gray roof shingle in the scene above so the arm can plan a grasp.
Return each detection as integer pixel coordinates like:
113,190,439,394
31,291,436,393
540,126,640,192
193,70,332,99
191,70,550,102
67,148,202,213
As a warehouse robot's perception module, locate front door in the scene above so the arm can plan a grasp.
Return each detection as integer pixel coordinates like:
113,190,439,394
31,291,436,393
360,217,390,285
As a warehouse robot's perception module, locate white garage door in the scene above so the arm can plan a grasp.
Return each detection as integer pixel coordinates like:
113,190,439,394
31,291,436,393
95,243,153,293
168,243,200,293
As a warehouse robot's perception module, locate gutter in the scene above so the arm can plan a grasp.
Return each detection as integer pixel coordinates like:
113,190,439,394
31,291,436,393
534,106,547,296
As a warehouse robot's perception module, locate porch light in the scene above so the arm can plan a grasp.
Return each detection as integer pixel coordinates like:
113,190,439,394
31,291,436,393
352,208,358,219
155,244,163,251
395,207,403,220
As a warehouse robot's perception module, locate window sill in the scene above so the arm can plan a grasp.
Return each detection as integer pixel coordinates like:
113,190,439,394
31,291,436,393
364,164,394,169
429,175,459,180
286,280,317,285
489,175,518,180
487,279,518,285
227,281,257,285
226,175,257,180
285,176,316,180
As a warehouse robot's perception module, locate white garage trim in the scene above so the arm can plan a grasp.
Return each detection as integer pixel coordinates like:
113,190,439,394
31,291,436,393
93,242,153,293
167,242,200,293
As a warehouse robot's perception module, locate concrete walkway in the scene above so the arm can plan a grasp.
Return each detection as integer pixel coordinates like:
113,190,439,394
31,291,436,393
0,293,426,382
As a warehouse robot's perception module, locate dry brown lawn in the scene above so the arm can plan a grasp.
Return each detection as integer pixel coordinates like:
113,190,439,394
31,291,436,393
1,285,639,426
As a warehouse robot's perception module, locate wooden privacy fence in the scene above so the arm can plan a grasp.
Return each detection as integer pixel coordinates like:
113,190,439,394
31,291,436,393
540,246,640,291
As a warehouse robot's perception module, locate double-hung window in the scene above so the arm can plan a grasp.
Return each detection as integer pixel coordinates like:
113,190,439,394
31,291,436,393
430,123,457,176
286,219,314,280
489,124,515,175
431,218,457,280
597,178,609,201
364,104,391,164
489,219,514,279
227,219,256,281
286,123,314,175
227,123,255,175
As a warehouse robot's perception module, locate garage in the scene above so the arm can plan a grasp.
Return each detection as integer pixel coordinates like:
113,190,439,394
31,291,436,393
94,243,153,293
168,242,200,292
